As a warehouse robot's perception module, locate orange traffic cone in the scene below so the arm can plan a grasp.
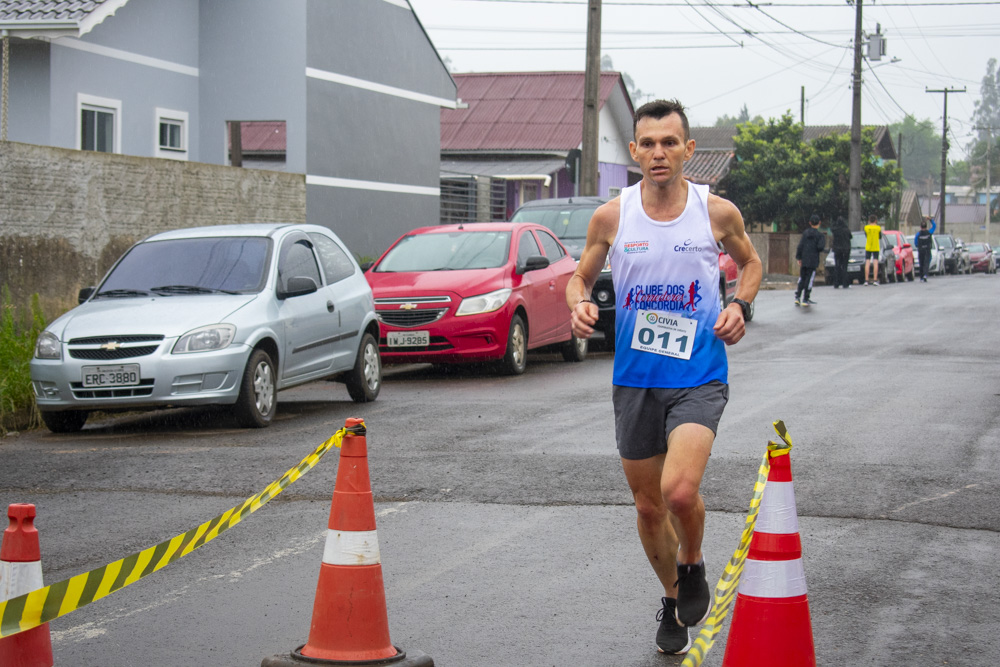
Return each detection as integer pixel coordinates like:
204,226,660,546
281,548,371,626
0,504,54,667
262,419,432,667
722,448,816,667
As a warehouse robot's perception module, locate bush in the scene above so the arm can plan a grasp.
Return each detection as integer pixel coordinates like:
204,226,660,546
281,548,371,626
0,287,46,435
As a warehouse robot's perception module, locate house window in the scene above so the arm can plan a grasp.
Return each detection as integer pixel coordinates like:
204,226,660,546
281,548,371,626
156,108,189,160
78,94,121,153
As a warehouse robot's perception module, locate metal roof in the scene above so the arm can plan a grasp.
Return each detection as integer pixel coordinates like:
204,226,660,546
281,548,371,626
685,150,734,187
440,157,567,181
442,71,632,152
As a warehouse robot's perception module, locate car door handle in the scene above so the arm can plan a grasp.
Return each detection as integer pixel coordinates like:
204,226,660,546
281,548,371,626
327,301,335,312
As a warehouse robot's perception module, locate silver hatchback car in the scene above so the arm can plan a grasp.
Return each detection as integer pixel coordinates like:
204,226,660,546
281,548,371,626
31,223,381,432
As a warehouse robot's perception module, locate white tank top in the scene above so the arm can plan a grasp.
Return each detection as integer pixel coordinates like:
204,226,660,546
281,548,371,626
609,181,727,388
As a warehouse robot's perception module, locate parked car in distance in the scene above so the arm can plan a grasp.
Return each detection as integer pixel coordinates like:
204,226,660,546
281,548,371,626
509,196,608,260
965,242,997,273
883,229,915,282
511,197,750,344
825,231,895,284
364,222,586,375
31,224,382,433
907,233,945,276
936,234,968,274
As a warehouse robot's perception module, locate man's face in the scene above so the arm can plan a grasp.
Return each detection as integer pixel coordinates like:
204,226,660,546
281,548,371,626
629,113,694,186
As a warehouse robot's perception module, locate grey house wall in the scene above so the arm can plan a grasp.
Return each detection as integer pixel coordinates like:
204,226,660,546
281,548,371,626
0,0,455,262
304,0,457,257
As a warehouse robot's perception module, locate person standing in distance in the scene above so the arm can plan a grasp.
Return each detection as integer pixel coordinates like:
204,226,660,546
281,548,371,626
565,99,762,656
913,217,935,282
831,216,852,288
863,214,883,285
794,213,826,306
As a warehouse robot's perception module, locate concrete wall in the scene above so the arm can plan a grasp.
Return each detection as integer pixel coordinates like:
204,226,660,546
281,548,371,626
0,142,306,318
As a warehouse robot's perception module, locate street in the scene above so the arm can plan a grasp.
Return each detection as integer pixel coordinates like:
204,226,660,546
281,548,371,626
1,273,999,666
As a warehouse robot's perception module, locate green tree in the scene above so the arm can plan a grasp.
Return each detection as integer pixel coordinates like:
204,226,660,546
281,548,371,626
601,54,649,105
888,116,941,190
967,58,1000,194
714,104,765,127
723,112,900,231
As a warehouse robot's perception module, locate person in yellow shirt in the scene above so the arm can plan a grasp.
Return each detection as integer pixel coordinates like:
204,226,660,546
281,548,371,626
863,214,883,285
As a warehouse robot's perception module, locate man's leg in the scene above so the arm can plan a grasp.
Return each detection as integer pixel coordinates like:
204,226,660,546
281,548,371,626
622,453,678,597
662,423,714,566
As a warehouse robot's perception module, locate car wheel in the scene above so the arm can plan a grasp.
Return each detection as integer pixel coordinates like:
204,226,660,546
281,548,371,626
346,332,381,403
234,348,276,428
561,331,588,362
501,314,527,375
40,410,88,433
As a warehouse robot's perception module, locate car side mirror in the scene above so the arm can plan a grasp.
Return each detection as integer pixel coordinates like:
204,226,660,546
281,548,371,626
278,276,319,299
359,261,374,272
78,287,95,304
902,243,911,249
518,255,550,274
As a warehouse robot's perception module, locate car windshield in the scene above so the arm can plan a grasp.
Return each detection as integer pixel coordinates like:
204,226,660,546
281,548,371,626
938,236,954,249
375,231,511,271
96,237,271,298
510,206,597,240
850,232,867,249
885,235,899,247
967,243,987,252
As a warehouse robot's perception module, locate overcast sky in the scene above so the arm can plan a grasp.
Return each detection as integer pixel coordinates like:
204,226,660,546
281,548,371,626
408,0,999,159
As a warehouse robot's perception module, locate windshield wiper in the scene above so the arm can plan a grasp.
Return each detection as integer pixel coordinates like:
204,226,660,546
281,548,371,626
94,289,152,299
151,285,239,295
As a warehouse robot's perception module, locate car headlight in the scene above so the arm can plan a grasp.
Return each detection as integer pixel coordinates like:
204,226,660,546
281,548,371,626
173,324,236,354
35,331,61,360
456,288,512,316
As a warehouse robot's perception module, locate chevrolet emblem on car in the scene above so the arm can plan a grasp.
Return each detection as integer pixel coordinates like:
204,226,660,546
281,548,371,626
399,303,418,310
100,341,121,351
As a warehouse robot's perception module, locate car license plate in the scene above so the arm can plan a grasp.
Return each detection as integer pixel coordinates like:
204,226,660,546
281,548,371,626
387,331,429,347
82,364,140,388
848,265,860,272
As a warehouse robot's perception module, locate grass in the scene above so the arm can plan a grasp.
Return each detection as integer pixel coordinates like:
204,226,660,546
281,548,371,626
0,287,46,435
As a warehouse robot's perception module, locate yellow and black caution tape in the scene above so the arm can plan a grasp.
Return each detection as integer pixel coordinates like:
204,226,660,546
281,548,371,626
681,420,792,667
0,424,361,639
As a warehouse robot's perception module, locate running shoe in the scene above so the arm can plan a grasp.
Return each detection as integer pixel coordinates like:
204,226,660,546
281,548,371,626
804,299,817,305
794,298,801,306
873,280,880,285
801,300,810,307
675,561,711,627
656,597,691,654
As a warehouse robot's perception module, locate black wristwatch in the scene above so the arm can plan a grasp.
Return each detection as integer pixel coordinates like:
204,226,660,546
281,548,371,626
732,298,752,321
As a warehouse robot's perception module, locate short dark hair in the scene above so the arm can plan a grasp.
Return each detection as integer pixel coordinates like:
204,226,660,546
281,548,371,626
633,99,690,142
809,214,821,225
868,214,878,223
920,220,928,229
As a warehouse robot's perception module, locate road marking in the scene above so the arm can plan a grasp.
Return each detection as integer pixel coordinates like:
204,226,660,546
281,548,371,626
891,484,979,514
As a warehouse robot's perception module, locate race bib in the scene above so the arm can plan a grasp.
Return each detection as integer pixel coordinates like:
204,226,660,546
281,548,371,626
629,309,697,360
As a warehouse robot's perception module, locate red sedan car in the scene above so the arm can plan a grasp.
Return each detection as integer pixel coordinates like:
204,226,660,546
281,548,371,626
883,229,915,282
364,223,586,374
966,242,997,273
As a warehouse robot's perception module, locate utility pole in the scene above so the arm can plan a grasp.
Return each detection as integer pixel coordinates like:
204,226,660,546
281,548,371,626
848,0,864,232
800,86,805,124
896,131,904,231
2,30,9,142
926,87,966,234
581,0,601,197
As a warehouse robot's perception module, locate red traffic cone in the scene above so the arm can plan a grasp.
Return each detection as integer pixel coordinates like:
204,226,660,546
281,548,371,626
0,504,54,667
722,449,816,667
262,419,432,667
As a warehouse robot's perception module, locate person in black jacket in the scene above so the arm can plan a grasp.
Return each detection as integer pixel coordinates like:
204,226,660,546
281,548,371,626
795,214,826,306
913,217,935,282
831,216,852,288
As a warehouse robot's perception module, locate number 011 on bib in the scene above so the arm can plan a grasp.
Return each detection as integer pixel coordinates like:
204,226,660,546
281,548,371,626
629,309,697,360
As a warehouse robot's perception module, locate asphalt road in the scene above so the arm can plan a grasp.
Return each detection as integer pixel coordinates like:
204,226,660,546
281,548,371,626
1,272,998,667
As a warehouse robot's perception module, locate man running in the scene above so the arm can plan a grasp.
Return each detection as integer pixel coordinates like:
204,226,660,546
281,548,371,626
566,99,762,655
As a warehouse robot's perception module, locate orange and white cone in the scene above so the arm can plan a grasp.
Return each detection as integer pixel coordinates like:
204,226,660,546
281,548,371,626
0,504,54,667
722,449,816,667
262,419,432,666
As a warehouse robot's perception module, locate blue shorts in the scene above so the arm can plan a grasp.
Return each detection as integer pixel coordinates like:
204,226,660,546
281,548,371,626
612,382,729,460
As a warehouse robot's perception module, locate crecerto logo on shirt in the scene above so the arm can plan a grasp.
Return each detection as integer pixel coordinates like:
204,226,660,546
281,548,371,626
673,239,705,253
624,241,650,254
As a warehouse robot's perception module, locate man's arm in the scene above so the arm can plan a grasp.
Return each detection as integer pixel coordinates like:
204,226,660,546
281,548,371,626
566,200,619,339
709,195,761,345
